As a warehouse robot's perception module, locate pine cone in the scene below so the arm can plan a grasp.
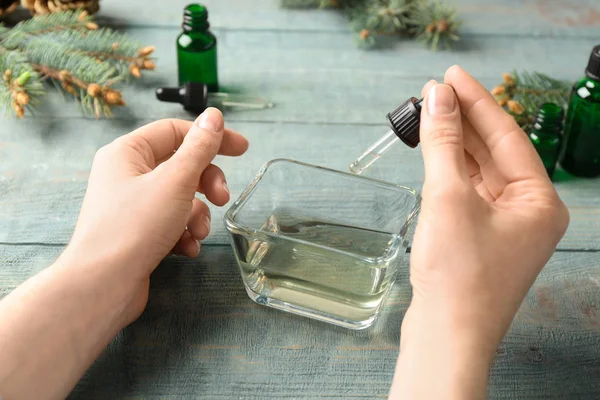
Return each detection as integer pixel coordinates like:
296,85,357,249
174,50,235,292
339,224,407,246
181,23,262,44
0,0,19,16
21,0,100,15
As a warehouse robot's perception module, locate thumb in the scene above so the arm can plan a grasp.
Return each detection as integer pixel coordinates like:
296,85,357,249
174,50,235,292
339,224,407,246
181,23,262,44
167,107,225,186
420,83,468,188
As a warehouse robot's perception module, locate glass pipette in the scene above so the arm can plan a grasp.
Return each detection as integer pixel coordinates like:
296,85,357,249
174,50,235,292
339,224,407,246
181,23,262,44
349,97,423,175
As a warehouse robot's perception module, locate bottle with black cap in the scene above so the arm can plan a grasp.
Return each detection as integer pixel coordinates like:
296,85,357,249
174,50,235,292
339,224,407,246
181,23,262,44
350,97,423,175
559,44,600,177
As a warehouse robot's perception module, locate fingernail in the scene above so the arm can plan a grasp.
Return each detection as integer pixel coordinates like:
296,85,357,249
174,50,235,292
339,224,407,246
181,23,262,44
203,215,211,235
428,84,456,115
195,240,201,256
196,108,222,132
422,79,438,97
222,180,230,195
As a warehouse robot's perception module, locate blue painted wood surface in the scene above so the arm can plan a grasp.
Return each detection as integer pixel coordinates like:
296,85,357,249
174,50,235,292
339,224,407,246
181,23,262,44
1,0,599,398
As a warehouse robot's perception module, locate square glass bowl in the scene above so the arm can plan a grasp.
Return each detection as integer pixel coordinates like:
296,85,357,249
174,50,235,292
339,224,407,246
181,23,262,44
224,159,420,329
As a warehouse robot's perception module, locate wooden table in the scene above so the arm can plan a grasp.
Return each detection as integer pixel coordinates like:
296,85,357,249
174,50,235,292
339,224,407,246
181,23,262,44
1,1,600,398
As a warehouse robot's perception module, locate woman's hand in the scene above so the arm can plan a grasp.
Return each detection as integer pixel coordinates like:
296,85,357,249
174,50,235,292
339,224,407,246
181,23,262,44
0,109,248,400
64,108,248,323
390,66,569,399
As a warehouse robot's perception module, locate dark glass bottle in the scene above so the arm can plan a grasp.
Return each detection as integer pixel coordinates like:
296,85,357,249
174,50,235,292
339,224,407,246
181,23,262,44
177,4,219,92
559,44,600,177
528,103,564,179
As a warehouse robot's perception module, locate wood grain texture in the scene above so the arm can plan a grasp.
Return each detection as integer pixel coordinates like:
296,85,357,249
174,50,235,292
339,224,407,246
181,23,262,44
2,3,598,252
7,27,598,123
1,0,599,398
1,119,599,250
1,245,599,399
94,0,600,39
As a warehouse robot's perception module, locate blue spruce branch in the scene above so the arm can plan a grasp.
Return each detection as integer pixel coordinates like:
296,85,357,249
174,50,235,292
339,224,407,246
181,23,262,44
0,9,156,118
280,0,462,50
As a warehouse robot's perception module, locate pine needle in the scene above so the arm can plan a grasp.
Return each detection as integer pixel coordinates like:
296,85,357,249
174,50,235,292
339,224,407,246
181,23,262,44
280,0,462,50
41,29,148,79
2,10,89,50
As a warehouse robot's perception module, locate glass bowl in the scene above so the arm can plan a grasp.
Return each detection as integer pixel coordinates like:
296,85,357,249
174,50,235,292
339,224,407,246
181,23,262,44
224,159,420,329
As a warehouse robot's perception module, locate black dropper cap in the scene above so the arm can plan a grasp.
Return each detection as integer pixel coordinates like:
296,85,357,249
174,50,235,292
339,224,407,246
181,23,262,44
156,82,208,112
387,97,423,148
585,45,600,81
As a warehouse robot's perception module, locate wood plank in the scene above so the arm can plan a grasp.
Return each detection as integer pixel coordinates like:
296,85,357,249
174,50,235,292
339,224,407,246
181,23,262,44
93,0,600,38
1,119,599,250
15,28,598,123
1,245,599,399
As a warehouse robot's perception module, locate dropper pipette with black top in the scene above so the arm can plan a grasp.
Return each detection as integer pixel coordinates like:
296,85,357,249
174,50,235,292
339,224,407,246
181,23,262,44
349,97,423,175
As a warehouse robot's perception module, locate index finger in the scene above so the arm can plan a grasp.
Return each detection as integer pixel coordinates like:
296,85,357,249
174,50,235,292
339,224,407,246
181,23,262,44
128,118,249,167
444,65,547,182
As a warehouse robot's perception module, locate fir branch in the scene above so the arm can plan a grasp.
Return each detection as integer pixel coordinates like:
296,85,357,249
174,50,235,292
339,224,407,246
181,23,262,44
3,10,153,80
0,47,45,118
363,0,413,34
22,37,125,118
1,10,94,49
32,61,125,118
281,0,462,50
24,37,118,85
40,30,155,79
0,10,156,118
33,63,91,91
492,71,571,132
7,9,91,36
409,0,461,51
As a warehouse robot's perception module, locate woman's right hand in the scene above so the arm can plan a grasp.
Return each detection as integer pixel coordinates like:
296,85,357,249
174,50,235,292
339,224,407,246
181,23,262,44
389,65,569,399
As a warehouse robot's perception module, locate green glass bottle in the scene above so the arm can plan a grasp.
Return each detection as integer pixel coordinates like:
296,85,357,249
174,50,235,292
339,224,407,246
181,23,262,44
559,44,600,177
528,103,564,179
177,4,219,92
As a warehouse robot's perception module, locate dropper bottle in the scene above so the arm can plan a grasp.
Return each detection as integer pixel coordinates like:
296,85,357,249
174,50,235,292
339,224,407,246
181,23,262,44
349,97,423,175
528,102,564,179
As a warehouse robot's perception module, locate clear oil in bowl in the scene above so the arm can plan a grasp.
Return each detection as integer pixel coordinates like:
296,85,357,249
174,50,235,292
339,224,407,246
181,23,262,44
232,208,403,329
